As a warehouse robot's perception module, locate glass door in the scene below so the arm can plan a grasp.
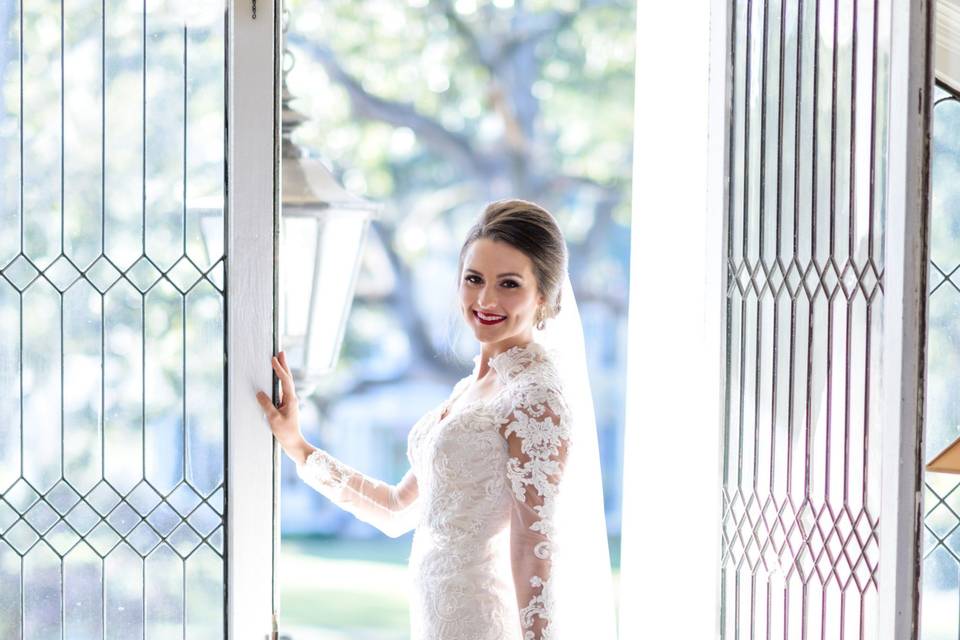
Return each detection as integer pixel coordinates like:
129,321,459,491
714,0,930,637
0,1,278,637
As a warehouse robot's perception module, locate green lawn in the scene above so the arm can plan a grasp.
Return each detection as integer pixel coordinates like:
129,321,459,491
279,535,621,640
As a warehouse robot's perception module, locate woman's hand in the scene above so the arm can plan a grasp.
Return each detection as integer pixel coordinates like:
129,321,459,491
256,351,313,464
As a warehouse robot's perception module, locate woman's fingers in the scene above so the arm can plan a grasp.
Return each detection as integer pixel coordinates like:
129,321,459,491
255,391,278,419
272,355,297,398
259,353,298,424
271,357,288,386
278,352,295,387
271,356,288,380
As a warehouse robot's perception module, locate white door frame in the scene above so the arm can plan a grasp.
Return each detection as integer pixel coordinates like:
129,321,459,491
226,0,280,637
878,0,933,638
706,0,733,637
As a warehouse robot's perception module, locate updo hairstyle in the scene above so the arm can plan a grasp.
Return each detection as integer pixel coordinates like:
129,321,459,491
457,199,568,329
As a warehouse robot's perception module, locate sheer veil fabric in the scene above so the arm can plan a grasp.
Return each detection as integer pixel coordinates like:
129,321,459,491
533,272,617,639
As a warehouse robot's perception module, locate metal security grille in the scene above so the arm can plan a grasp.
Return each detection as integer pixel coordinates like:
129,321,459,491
720,0,888,637
922,83,960,639
0,2,227,637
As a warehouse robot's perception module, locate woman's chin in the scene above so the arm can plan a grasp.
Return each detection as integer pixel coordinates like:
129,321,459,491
467,317,508,339
471,324,502,338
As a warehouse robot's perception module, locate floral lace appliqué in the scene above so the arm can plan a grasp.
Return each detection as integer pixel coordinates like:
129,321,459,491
496,344,571,640
295,341,572,640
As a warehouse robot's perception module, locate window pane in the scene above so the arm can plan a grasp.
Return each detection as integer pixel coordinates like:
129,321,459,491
721,0,887,636
0,2,227,637
922,84,960,640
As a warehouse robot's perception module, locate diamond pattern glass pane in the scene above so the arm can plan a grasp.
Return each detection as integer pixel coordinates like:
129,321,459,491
4,480,40,514
1,255,40,292
0,501,17,534
922,85,960,638
46,481,81,515
720,1,887,637
0,2,227,635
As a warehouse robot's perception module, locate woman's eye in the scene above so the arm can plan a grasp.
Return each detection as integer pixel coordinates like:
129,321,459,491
501,280,519,288
465,275,481,284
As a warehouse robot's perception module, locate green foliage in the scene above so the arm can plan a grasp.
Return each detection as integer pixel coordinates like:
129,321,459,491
284,0,635,219
281,0,635,383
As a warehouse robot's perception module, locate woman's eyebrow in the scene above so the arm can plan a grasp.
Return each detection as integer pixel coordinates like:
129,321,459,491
465,268,524,278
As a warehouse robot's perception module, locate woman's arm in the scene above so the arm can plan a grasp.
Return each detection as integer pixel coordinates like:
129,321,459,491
256,351,420,538
504,381,572,640
296,448,420,538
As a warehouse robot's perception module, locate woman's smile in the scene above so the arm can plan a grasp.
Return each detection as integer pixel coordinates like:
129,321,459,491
459,237,544,343
473,309,507,325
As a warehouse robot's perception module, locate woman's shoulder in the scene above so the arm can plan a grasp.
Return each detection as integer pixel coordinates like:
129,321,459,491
488,341,561,386
491,344,571,421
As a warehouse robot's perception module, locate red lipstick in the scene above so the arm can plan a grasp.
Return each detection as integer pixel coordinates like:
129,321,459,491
473,309,506,325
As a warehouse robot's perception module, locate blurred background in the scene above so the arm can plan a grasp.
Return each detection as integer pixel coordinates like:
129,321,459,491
276,0,635,637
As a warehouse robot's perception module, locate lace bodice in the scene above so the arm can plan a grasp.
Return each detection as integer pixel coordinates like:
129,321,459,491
296,341,571,640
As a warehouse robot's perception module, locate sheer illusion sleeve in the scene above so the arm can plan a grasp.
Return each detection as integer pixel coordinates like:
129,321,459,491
296,449,421,538
503,380,573,640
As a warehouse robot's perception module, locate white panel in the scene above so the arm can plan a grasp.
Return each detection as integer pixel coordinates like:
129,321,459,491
619,1,721,638
226,0,278,636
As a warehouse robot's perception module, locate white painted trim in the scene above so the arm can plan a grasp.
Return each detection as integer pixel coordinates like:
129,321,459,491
226,0,279,637
706,0,733,637
617,2,720,638
878,0,933,638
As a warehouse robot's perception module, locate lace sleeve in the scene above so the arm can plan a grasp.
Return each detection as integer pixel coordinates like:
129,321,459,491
296,449,421,538
503,380,572,640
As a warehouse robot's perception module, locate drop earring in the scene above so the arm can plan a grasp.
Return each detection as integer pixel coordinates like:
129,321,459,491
535,306,546,331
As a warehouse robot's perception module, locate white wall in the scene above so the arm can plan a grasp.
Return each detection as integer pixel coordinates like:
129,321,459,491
618,3,721,638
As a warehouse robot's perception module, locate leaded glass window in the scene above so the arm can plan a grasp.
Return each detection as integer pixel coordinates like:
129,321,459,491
0,2,228,636
720,0,890,636
922,83,960,640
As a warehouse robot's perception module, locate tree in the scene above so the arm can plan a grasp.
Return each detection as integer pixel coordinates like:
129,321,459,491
283,0,635,382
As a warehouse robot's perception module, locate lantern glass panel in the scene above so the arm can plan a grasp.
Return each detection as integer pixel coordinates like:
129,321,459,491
282,213,319,344
281,209,370,387
307,212,368,373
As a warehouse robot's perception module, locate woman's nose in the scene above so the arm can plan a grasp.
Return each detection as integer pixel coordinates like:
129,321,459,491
477,286,497,309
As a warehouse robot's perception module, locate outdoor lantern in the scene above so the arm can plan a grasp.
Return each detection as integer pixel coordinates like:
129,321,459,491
279,79,381,393
194,60,381,396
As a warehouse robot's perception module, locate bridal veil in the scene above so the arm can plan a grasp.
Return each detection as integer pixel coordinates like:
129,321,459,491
532,271,618,639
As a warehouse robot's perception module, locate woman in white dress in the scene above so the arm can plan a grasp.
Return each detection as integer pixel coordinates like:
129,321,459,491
256,199,616,640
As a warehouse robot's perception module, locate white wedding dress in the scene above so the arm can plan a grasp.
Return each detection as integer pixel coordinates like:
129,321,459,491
295,341,571,640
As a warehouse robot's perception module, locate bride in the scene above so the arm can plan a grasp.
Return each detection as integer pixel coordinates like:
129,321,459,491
256,199,617,640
